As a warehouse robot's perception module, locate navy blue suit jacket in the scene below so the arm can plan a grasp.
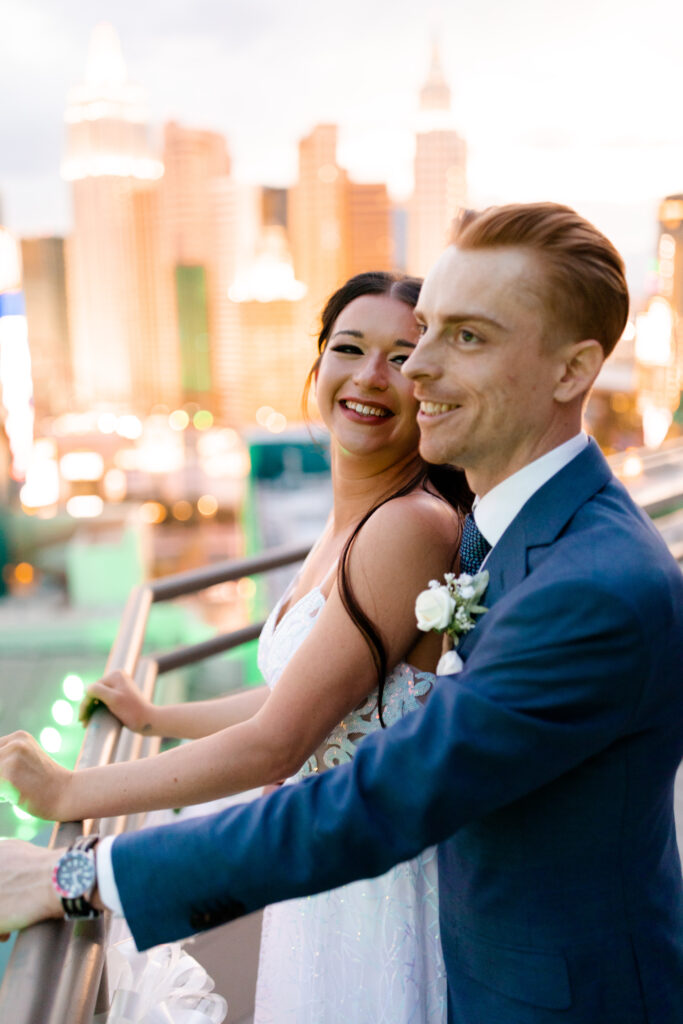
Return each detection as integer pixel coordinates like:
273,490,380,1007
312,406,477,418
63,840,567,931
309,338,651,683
114,441,683,1023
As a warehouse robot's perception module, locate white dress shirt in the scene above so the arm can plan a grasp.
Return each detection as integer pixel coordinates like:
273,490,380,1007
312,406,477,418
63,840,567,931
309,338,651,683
96,432,589,917
474,432,588,550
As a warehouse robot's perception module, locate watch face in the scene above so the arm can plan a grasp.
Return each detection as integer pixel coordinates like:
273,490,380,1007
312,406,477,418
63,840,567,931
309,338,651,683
54,850,95,900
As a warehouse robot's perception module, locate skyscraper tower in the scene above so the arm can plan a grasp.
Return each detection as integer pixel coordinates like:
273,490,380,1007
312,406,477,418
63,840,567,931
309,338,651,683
159,122,232,408
289,124,349,322
63,23,166,412
407,44,467,276
347,183,393,276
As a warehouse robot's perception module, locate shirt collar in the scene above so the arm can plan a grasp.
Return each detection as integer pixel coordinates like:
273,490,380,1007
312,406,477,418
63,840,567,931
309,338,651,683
473,433,588,549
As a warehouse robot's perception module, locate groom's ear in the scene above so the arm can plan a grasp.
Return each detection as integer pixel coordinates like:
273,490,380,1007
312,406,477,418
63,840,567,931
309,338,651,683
553,339,604,403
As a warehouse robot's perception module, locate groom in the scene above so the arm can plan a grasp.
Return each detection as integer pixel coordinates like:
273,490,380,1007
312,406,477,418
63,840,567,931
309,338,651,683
2,203,682,1023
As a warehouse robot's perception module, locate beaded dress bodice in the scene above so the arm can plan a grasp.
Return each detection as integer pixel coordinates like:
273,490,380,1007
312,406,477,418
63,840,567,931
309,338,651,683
257,585,436,779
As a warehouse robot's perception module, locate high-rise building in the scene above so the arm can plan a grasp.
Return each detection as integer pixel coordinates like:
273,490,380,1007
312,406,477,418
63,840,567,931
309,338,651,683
407,44,467,276
634,194,683,445
226,225,309,426
656,196,683,321
346,183,393,276
20,237,72,418
63,23,166,413
289,124,349,321
159,122,232,410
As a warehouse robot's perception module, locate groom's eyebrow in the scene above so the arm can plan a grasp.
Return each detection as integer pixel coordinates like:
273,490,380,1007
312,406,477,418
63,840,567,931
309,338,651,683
416,310,508,331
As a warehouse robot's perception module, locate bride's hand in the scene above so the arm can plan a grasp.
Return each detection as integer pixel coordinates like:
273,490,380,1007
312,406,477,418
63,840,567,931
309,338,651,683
79,670,154,734
0,732,73,821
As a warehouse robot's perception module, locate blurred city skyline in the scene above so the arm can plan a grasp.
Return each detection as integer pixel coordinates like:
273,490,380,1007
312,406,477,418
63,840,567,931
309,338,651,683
4,0,683,300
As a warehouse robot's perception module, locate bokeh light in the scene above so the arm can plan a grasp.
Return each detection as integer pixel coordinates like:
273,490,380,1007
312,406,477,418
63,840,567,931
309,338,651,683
193,409,214,430
139,501,167,524
169,409,190,431
14,562,34,585
172,500,193,521
51,699,74,726
39,727,62,754
197,493,218,517
63,674,85,701
66,495,104,518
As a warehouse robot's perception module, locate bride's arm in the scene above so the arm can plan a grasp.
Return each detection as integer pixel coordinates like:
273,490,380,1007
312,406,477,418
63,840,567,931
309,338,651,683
79,673,270,739
0,494,459,822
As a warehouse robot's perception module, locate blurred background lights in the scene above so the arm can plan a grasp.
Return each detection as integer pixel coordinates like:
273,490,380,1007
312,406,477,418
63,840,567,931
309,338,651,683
266,411,287,433
201,449,251,479
66,494,104,518
13,562,34,585
172,499,193,522
39,726,62,754
63,674,85,701
255,405,275,427
621,454,644,478
97,412,118,434
51,699,74,726
115,414,143,440
12,805,36,822
237,577,257,599
139,501,167,525
59,450,104,481
635,298,674,367
169,409,190,431
103,466,127,501
197,493,218,517
19,457,60,509
193,409,213,430
641,403,673,450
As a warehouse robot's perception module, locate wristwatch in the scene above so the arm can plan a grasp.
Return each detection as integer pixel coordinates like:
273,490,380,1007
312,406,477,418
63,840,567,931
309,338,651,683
51,834,101,919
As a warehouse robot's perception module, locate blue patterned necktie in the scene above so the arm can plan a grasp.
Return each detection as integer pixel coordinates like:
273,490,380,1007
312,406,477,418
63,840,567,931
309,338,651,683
460,513,492,575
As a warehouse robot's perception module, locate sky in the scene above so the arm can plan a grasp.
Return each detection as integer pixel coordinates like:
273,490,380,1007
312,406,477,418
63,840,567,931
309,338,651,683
2,0,683,303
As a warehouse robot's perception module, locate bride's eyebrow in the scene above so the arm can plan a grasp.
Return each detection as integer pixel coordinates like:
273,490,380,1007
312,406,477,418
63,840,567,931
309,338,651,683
330,329,363,339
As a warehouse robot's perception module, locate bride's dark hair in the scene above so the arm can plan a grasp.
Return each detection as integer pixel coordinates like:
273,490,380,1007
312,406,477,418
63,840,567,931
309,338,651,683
304,271,473,725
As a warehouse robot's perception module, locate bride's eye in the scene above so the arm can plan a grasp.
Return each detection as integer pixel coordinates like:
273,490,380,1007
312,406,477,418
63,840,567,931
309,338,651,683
330,344,363,355
390,353,410,366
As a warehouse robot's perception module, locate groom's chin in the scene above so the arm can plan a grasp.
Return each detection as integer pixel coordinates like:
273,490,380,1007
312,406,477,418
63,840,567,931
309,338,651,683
418,436,450,466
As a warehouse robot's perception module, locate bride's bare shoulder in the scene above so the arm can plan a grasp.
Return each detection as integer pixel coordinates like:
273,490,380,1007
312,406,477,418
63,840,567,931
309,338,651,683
354,489,462,565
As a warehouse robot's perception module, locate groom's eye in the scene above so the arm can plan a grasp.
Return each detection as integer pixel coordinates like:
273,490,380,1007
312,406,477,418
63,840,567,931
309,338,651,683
458,329,480,345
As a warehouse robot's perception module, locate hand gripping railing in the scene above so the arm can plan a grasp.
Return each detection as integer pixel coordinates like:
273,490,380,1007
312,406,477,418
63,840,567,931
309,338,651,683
1,439,683,1023
0,540,310,1024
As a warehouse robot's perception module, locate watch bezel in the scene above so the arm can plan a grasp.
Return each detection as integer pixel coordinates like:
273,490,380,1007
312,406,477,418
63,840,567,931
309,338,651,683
52,848,96,900
51,835,101,919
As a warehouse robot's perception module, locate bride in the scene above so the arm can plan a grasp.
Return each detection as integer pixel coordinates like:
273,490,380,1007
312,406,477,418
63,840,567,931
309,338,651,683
0,271,471,1022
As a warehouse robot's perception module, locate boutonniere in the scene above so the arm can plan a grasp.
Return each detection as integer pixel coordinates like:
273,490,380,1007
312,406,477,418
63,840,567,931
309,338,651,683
415,571,489,675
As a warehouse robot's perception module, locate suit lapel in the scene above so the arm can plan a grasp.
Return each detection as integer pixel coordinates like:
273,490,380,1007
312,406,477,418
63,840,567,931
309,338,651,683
457,439,613,658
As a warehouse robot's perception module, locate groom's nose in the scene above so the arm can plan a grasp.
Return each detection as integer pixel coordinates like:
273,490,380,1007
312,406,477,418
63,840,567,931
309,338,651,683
402,331,438,381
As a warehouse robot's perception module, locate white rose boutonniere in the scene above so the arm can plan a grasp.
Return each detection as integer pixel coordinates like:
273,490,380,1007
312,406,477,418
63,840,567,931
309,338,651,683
415,586,456,632
415,570,489,675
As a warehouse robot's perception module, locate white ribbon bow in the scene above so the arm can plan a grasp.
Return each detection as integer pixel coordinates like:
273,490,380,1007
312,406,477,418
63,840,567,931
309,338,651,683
98,937,227,1024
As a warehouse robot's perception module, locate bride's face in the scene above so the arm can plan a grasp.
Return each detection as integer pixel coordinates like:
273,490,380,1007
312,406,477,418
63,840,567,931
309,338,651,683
315,294,421,462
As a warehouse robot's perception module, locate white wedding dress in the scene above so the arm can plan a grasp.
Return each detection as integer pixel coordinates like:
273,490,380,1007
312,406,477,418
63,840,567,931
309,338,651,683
253,584,447,1024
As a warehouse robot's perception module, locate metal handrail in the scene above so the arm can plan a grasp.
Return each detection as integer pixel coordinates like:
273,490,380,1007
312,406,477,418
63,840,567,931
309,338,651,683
1,442,683,1022
0,540,310,1024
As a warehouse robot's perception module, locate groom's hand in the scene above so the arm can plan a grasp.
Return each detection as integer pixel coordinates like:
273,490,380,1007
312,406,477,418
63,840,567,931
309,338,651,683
0,840,63,938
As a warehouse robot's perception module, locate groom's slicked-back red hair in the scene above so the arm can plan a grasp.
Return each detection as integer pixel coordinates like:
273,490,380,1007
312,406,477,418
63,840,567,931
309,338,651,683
451,202,629,357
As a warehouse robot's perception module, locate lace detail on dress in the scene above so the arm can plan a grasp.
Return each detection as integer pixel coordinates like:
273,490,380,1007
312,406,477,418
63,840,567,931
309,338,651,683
258,589,436,779
254,585,447,1024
